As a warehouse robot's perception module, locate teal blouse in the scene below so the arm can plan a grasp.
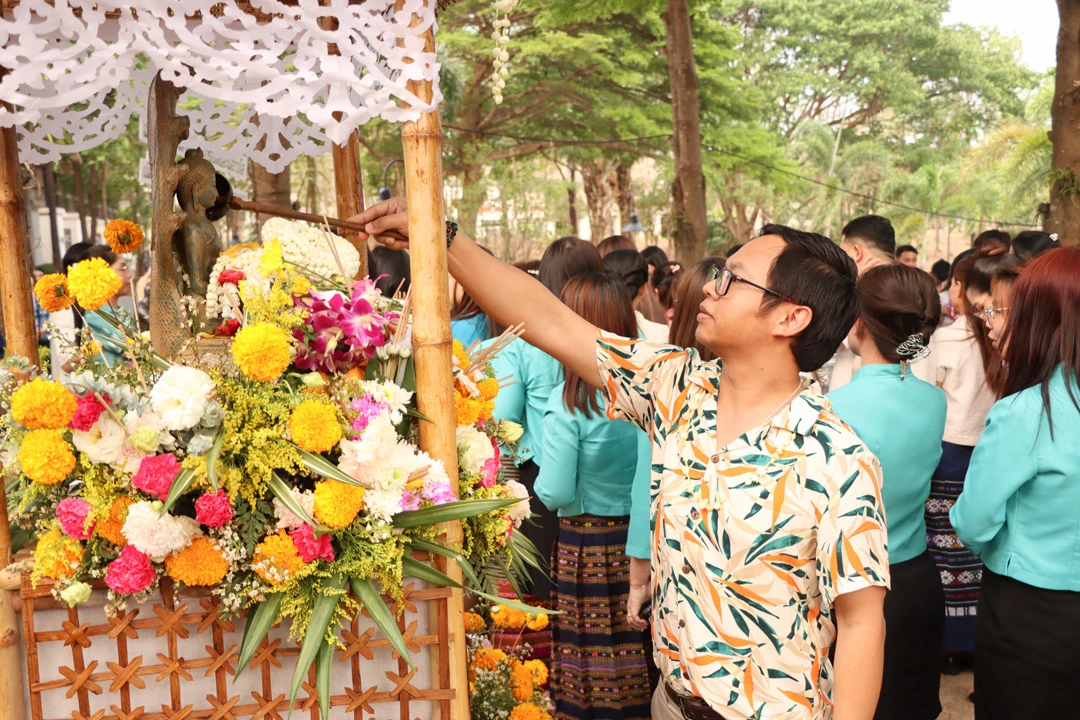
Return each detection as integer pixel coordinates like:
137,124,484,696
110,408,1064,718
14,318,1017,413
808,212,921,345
84,304,129,366
486,337,562,465
535,384,652,557
951,366,1080,591
828,363,946,564
451,313,490,349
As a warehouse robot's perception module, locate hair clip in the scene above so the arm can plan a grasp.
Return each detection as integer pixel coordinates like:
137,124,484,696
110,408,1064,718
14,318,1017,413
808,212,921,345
896,333,930,379
1050,233,1059,242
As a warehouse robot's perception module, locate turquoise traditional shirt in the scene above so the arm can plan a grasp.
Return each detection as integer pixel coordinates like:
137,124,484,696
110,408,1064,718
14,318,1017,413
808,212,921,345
535,384,651,530
451,313,490,349
828,363,946,565
486,337,562,464
84,304,129,366
952,366,1080,591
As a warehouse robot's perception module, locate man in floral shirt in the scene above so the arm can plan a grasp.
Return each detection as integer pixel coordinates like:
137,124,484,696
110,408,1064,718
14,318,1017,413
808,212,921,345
357,201,890,720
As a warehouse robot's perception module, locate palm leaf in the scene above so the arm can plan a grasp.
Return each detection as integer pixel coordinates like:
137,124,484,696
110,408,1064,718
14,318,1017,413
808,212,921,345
205,427,226,491
267,472,321,529
288,442,369,487
350,578,414,669
392,498,520,528
235,593,283,676
407,538,483,591
400,556,549,614
315,634,334,720
160,467,197,515
289,574,347,710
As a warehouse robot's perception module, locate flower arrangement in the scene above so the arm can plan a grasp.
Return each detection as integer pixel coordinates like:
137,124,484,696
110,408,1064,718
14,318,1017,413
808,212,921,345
7,217,541,717
467,605,553,720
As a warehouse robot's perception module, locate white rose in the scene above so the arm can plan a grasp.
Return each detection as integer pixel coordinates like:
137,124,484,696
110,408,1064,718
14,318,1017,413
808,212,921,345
497,420,524,444
150,366,215,431
457,426,495,477
72,417,127,466
504,479,531,527
122,501,201,561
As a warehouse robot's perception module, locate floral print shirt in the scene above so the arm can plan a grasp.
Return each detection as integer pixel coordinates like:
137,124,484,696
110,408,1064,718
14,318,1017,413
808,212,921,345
596,333,889,720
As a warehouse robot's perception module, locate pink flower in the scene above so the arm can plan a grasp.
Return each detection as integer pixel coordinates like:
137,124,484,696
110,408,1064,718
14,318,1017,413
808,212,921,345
105,546,156,595
56,498,94,540
292,283,390,374
69,393,110,432
351,395,388,435
421,478,456,506
131,453,182,499
399,490,422,512
478,438,501,489
289,524,335,563
195,490,234,528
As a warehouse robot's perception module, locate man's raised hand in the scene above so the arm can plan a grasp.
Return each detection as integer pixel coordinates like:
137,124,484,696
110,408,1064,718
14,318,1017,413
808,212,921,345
349,196,410,250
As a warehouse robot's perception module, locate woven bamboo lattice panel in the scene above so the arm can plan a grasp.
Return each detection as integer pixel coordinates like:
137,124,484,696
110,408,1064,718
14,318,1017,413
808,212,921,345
20,576,457,720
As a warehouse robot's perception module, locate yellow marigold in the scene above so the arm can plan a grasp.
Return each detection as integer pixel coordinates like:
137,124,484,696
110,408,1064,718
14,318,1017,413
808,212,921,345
232,322,292,382
19,429,75,485
464,612,486,633
291,273,312,296
471,647,507,673
34,273,73,312
509,702,551,720
11,377,78,430
525,612,549,632
313,480,366,529
67,257,121,311
165,536,229,586
103,218,144,254
477,399,495,423
260,239,285,276
454,394,482,427
451,339,472,369
523,659,548,686
510,661,534,701
477,377,500,401
491,604,527,630
95,497,133,546
253,530,304,585
290,400,342,453
34,528,83,580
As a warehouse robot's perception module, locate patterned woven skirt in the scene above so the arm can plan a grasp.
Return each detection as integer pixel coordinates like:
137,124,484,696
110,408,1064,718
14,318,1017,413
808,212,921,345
925,441,982,652
551,515,651,720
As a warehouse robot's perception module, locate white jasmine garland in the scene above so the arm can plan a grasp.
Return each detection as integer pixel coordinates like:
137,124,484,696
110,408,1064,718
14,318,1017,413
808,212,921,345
262,217,361,280
122,501,201,561
205,245,262,320
149,366,214,431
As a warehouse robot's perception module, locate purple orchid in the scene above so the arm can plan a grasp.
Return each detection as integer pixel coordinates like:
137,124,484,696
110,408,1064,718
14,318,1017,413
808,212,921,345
293,280,390,373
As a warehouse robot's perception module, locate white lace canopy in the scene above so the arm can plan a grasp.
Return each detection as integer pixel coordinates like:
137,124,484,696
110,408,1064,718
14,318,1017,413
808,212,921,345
0,0,441,172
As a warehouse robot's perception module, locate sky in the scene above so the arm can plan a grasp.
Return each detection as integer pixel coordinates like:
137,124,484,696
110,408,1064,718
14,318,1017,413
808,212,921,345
944,0,1059,72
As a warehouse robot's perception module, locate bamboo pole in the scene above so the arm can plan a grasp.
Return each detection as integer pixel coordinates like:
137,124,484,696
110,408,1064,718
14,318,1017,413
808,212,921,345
332,133,368,279
399,2,468,718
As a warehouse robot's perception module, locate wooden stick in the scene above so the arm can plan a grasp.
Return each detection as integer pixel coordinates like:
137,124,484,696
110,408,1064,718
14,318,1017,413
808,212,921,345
228,196,411,245
331,134,368,279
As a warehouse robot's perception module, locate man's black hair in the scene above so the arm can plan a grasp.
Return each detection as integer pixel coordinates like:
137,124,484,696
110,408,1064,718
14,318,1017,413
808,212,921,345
973,229,1011,253
841,215,896,257
895,244,918,258
757,224,860,372
930,259,951,284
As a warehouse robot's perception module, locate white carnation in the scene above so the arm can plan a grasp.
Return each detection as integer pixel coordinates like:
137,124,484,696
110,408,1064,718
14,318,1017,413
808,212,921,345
457,426,495,477
150,366,215,431
359,380,413,424
364,487,404,525
273,489,316,530
497,420,523,444
72,417,127,466
504,480,532,527
122,502,201,561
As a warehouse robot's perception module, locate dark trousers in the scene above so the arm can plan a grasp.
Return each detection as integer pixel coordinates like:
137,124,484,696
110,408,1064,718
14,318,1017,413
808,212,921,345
974,569,1080,720
518,460,558,601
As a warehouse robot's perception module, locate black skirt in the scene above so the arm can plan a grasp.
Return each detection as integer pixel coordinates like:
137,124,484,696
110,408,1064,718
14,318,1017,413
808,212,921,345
875,551,944,720
974,569,1080,720
518,459,559,601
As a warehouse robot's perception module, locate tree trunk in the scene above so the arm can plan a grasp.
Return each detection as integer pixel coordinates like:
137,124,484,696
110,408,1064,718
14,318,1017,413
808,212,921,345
69,154,89,242
614,160,633,229
580,158,614,241
99,162,108,229
664,0,708,262
87,164,100,242
305,155,318,214
250,160,292,230
456,161,484,239
42,163,62,267
719,198,757,248
567,166,579,236
1047,0,1080,243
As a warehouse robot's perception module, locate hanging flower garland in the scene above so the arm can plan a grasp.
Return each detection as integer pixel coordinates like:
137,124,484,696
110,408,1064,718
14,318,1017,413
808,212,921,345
491,0,519,104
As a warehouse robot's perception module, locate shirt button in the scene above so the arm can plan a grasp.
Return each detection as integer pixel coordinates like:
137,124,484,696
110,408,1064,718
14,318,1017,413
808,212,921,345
678,619,686,628
690,508,700,521
682,563,692,575
710,455,720,463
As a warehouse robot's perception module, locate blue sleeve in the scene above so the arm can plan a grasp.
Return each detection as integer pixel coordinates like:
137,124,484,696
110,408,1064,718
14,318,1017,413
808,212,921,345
85,308,127,364
625,429,653,560
490,341,525,425
951,394,1040,557
534,392,580,511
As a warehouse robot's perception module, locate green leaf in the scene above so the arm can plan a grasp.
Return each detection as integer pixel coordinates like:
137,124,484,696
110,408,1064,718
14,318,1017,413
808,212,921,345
266,472,321,529
401,556,550,615
408,538,483,591
315,604,336,720
160,467,197,515
290,574,346,709
405,406,433,424
205,427,226,491
288,442,369,487
392,498,520,529
350,578,414,669
235,593,283,677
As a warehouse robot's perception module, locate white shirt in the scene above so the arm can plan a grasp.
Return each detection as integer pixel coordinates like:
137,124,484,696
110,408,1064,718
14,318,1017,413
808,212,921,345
635,311,670,344
912,315,996,446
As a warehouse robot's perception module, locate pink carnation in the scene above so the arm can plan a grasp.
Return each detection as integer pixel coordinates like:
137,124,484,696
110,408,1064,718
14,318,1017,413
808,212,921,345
289,524,335,563
105,546,156,595
219,269,245,285
194,490,233,528
56,498,94,540
69,393,110,432
478,438,501,489
399,489,422,512
131,453,181,499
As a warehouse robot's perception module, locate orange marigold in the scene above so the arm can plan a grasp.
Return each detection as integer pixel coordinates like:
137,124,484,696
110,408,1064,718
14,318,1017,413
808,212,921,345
477,377,500,401
509,702,551,720
253,530,304,585
313,480,366,529
454,394,482,427
165,536,229,586
19,429,76,485
103,218,144,254
34,273,73,312
11,377,77,430
451,339,472,369
470,647,507,673
464,612,486,633
523,659,548,686
34,528,83,580
95,497,133,546
67,257,121,311
289,400,342,453
525,612,549,632
232,322,292,382
491,604,527,630
510,661,534,701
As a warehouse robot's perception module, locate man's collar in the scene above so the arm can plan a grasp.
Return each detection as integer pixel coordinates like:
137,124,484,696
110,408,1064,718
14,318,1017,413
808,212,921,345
686,365,825,437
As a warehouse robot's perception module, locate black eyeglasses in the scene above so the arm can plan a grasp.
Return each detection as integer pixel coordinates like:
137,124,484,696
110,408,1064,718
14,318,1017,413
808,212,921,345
705,265,797,304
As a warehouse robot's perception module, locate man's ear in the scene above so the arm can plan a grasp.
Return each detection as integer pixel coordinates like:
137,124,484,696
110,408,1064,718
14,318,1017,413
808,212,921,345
772,303,813,339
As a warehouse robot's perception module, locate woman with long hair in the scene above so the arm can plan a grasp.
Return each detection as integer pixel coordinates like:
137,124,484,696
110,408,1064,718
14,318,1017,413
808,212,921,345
487,237,605,600
536,272,652,720
964,253,1021,396
913,248,999,669
602,249,669,342
951,246,1080,719
666,258,722,361
827,265,947,720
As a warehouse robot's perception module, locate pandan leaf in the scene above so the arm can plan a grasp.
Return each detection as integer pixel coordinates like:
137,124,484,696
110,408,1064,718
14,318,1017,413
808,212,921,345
205,427,226,491
316,633,334,720
266,472,321,530
288,442,368,487
392,498,520,529
350,578,414,669
160,466,197,515
289,574,346,708
401,556,550,615
407,538,483,591
235,593,283,676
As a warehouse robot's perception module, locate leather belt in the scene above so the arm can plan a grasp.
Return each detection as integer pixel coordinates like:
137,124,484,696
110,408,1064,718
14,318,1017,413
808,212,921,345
664,681,728,720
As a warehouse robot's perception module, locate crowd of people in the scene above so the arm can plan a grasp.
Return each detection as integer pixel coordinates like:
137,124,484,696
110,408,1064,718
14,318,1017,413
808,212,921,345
353,196,1077,720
